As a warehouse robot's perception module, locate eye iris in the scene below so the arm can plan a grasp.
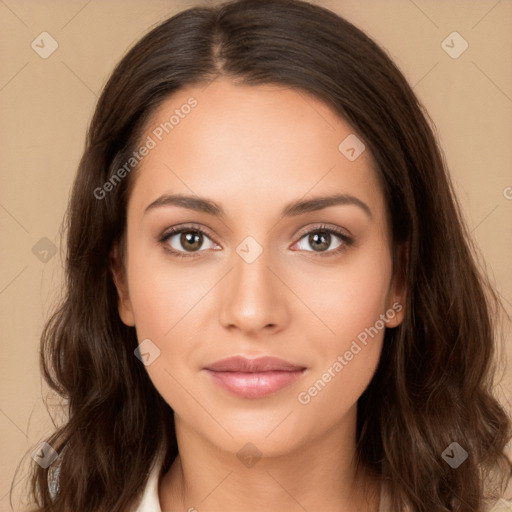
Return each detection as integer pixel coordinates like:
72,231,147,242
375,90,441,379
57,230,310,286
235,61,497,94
309,230,331,251
181,231,203,252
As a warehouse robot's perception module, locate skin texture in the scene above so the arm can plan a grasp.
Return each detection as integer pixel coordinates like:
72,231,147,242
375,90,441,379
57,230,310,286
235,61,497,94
111,77,406,512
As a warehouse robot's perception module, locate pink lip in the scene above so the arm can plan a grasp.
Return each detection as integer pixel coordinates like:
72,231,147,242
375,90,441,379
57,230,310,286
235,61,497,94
204,356,307,399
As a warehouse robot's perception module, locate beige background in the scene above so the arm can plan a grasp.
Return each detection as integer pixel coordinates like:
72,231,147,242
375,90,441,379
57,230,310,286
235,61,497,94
1,0,511,509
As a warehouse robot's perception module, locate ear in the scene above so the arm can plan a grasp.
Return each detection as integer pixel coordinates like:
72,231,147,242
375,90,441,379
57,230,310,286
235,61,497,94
109,240,136,327
385,241,408,328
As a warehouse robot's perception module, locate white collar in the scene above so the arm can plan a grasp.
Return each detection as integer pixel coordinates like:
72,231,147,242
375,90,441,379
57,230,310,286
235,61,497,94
132,454,164,512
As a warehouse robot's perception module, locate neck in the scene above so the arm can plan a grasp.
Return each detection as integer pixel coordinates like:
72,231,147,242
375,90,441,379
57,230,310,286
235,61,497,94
159,408,381,512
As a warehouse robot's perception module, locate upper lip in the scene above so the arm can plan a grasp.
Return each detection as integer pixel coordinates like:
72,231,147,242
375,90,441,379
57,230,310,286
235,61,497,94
204,356,306,373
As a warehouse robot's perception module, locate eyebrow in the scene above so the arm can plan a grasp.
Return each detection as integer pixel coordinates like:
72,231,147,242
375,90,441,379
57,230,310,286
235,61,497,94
144,192,372,218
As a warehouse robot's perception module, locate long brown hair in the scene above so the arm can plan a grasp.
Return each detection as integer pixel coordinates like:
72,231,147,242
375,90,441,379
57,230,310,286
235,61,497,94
21,0,511,510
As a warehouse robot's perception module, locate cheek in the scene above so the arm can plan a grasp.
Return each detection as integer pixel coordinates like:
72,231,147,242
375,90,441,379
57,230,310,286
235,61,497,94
297,335,383,422
300,242,393,349
124,245,208,410
126,237,214,340
125,242,219,405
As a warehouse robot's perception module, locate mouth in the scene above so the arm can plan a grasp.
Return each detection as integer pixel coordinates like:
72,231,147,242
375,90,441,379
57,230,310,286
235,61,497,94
203,356,307,399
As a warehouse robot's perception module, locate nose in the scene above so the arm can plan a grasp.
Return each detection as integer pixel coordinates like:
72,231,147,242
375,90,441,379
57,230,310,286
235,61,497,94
218,244,290,336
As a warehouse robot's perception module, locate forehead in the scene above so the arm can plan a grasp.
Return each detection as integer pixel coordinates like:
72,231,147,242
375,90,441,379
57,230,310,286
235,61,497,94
128,77,385,222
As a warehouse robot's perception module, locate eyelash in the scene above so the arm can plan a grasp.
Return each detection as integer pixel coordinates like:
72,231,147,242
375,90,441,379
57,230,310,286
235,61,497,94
158,223,354,259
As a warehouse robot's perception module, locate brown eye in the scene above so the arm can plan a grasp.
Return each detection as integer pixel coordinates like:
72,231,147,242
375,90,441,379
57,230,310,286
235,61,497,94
160,226,218,257
295,227,350,254
291,224,355,258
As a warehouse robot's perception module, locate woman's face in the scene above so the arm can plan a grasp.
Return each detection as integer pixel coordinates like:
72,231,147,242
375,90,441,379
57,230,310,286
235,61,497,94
112,77,405,458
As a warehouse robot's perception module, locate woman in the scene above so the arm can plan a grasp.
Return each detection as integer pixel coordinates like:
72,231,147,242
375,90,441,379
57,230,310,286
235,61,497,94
25,0,511,510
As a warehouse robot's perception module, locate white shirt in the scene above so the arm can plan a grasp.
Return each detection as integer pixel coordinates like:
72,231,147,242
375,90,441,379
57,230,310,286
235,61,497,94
131,453,163,512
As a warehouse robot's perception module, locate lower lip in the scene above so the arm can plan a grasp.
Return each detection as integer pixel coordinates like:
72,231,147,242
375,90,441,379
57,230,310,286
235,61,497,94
204,369,306,399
